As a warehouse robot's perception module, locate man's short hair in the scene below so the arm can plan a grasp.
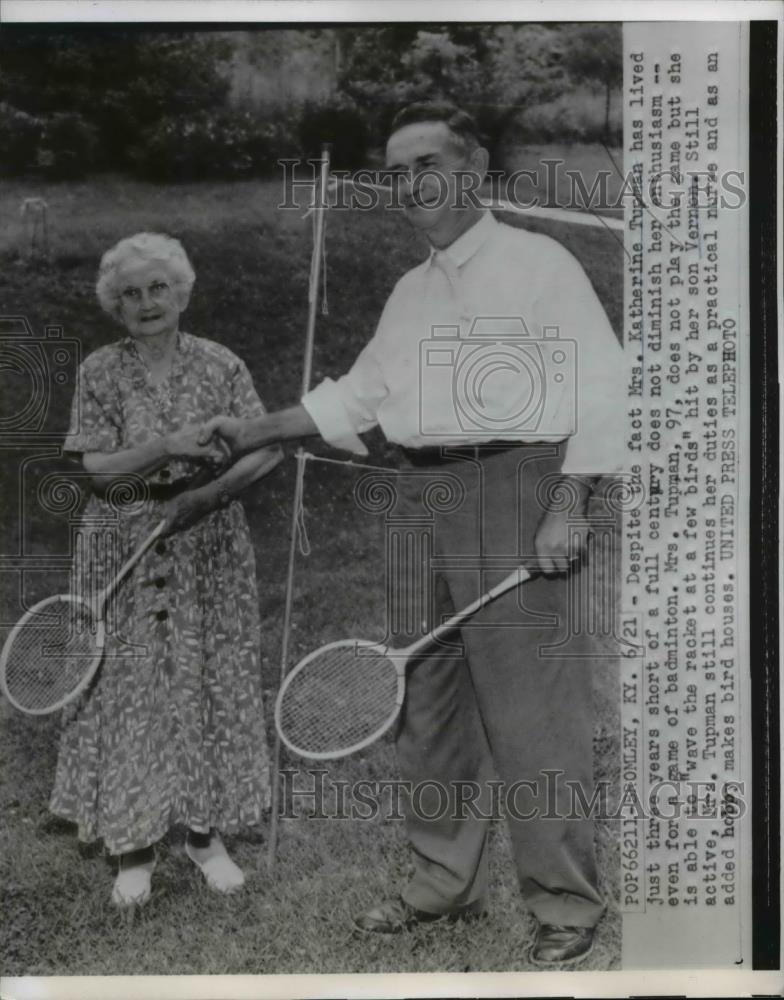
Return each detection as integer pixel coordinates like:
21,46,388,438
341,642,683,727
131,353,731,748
389,101,481,156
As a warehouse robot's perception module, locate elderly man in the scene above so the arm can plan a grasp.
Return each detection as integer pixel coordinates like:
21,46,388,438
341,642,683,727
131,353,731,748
202,101,625,965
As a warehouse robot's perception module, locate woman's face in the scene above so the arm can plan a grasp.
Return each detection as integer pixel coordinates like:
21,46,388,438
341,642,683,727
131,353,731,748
115,259,185,340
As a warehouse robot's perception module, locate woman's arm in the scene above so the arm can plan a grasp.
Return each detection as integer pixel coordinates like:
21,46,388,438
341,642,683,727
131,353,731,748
162,446,284,534
82,426,227,488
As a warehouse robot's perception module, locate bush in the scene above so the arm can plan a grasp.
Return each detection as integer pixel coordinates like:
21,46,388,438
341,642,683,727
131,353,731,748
297,99,369,171
0,103,44,175
37,112,98,180
130,108,297,182
508,91,622,146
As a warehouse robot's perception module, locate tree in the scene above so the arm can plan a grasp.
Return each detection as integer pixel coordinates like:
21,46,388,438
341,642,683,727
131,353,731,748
560,23,622,141
0,28,233,170
227,28,337,107
472,25,570,160
336,24,570,166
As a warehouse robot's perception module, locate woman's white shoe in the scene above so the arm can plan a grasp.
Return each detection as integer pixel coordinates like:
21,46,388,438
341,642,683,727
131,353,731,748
111,858,156,908
185,833,245,894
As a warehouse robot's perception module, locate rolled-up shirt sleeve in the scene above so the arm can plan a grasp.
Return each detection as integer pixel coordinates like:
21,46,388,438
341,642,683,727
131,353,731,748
532,242,628,476
301,322,391,456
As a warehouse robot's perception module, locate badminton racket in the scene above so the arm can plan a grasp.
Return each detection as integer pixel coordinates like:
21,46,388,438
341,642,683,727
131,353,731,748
0,460,227,716
0,518,167,715
275,565,532,760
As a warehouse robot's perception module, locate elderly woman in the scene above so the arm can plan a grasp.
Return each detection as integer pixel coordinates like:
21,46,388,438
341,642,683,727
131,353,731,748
50,232,282,907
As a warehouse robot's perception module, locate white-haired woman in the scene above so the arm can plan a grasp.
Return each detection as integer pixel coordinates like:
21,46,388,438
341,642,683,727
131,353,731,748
50,232,282,907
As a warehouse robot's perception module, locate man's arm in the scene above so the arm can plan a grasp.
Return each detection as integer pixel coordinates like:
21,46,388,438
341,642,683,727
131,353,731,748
535,242,626,477
200,405,319,456
200,332,393,459
202,284,399,459
530,241,625,574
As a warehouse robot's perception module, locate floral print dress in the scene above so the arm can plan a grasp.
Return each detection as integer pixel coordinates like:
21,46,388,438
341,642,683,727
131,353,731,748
50,332,272,854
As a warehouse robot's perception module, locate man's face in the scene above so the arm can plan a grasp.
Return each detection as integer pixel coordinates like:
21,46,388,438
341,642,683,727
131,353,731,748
385,121,475,235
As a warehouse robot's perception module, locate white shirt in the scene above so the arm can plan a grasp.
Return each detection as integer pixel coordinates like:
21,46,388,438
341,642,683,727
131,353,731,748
302,211,627,475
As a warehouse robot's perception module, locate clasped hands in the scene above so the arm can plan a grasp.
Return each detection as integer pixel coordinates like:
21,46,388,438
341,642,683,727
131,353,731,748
197,415,249,457
164,424,228,465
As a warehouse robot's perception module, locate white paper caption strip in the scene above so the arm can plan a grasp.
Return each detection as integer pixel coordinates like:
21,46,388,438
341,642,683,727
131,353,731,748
620,20,751,969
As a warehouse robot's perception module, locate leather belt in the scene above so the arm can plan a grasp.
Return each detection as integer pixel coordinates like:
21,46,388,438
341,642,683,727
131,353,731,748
401,442,525,467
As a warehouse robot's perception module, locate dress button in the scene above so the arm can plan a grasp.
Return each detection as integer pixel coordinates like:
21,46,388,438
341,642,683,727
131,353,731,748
155,610,168,622
155,542,166,555
155,577,166,589
160,469,171,480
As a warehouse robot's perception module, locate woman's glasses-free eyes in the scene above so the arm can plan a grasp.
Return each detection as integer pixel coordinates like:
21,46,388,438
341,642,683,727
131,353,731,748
118,280,173,305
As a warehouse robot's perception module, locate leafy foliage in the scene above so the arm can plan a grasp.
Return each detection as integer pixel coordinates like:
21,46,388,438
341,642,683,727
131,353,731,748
129,109,296,181
297,98,369,170
332,24,621,161
560,24,623,139
0,25,621,178
0,29,232,176
38,112,99,180
0,103,43,175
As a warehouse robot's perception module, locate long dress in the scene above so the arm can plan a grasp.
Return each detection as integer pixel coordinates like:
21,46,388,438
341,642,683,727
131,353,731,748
49,332,272,854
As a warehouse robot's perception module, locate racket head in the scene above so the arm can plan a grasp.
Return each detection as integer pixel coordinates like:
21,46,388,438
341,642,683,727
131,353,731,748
275,639,405,761
0,594,105,715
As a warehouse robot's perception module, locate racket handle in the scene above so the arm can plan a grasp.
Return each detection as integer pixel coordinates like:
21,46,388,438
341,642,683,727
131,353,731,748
100,520,167,602
485,566,532,602
93,463,229,608
408,566,532,657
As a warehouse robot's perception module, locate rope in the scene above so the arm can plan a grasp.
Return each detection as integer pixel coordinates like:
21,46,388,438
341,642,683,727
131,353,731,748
299,451,397,474
291,452,398,558
293,452,311,557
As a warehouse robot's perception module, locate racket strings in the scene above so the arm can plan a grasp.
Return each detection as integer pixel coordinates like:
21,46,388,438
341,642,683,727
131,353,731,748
278,645,399,755
3,600,100,712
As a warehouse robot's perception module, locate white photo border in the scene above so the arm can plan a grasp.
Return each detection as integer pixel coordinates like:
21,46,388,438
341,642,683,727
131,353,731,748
0,2,780,998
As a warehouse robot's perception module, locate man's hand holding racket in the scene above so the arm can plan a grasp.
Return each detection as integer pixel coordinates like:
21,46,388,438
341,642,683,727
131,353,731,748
533,475,595,576
534,507,585,576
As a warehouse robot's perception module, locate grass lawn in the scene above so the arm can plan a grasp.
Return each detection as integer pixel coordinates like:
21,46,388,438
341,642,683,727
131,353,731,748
0,163,623,977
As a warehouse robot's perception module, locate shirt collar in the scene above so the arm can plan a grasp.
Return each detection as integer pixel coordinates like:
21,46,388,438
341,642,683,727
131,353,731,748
428,210,496,270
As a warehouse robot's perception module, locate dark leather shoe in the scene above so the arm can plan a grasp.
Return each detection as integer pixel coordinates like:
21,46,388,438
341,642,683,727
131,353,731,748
353,895,485,934
530,923,595,964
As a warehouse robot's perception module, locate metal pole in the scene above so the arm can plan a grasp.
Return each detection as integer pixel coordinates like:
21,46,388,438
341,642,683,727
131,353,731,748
267,145,331,870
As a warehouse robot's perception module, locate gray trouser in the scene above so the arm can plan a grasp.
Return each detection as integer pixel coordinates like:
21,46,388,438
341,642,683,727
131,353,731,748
391,443,606,928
